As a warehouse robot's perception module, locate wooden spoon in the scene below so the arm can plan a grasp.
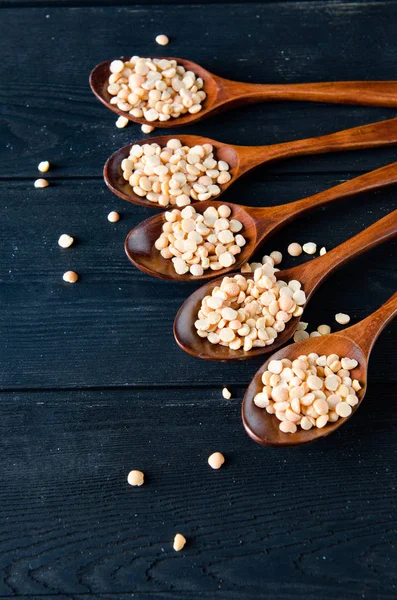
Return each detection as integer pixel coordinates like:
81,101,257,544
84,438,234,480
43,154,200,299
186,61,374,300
242,292,397,447
104,118,397,208
90,57,397,127
173,210,397,361
125,160,397,281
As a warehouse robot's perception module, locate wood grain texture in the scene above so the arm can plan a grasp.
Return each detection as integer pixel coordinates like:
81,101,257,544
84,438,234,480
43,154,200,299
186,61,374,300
0,178,395,389
1,2,397,598
2,3,397,178
0,386,396,599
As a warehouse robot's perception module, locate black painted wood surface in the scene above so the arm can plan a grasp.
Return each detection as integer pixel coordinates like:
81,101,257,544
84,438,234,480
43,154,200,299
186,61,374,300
0,1,396,598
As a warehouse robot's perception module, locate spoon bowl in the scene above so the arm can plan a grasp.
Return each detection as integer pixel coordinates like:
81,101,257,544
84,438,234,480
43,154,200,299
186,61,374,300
90,58,220,128
104,135,240,209
90,57,397,128
242,291,397,446
125,200,258,280
104,118,397,209
173,210,397,361
242,334,367,447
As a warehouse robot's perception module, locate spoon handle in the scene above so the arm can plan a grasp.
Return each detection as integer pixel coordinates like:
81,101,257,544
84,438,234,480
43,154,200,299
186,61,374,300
299,209,397,296
345,291,397,357
241,118,397,171
223,80,397,109
273,160,397,222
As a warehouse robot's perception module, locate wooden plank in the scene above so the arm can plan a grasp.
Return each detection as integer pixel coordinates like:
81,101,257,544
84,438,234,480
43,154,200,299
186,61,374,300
2,3,397,178
0,177,396,389
0,386,395,598
0,0,353,6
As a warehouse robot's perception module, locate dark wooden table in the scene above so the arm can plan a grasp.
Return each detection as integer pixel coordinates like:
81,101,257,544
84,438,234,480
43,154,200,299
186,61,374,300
1,1,397,598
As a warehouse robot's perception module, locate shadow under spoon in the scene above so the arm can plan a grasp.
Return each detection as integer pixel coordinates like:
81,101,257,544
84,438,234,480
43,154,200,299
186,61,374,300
105,118,397,208
242,292,397,447
125,160,397,281
173,209,397,361
90,57,397,127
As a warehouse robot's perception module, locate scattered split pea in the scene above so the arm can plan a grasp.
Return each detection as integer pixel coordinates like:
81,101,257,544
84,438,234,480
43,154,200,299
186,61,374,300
107,211,120,222
141,124,155,134
335,313,351,325
173,533,186,551
127,470,145,486
155,34,169,46
288,242,302,257
116,116,129,128
222,387,232,399
38,160,50,172
303,242,317,255
34,178,49,188
208,452,225,469
58,234,74,248
63,271,78,283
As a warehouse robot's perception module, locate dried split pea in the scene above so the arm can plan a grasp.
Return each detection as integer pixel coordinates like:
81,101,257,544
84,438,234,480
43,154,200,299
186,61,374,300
58,234,74,248
155,34,169,46
141,124,155,134
222,387,232,399
116,116,129,128
335,313,350,325
317,324,331,335
63,271,78,283
173,533,186,551
108,211,120,222
302,242,317,255
127,470,145,486
38,160,50,173
208,452,225,469
320,247,327,256
34,178,49,188
288,242,302,257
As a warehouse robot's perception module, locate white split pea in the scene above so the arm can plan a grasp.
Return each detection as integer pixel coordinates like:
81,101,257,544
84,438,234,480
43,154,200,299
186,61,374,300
208,452,225,469
335,313,351,325
320,247,327,256
108,56,206,123
173,533,186,551
107,211,120,222
241,250,282,275
254,353,361,432
38,160,50,172
303,242,317,255
116,116,129,128
294,330,309,342
63,271,78,283
155,204,245,276
288,242,302,257
155,34,169,46
316,325,330,336
121,139,231,207
127,470,145,486
222,387,232,399
141,124,155,134
34,178,49,188
58,234,74,248
195,261,306,350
